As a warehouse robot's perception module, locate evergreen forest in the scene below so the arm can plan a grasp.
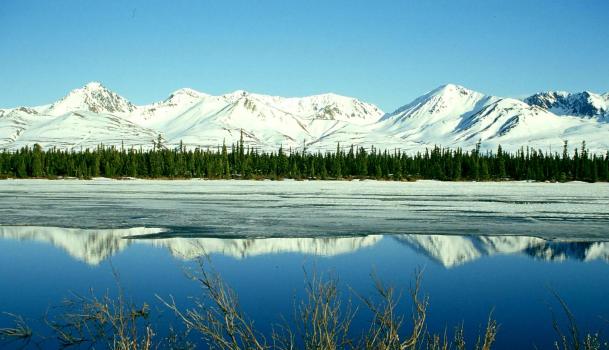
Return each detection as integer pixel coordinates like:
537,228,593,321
1,135,608,182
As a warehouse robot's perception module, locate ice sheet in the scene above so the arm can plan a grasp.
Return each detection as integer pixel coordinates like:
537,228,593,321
1,179,608,239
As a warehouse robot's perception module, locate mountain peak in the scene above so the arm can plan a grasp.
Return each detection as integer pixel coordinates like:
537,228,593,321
4,82,609,153
228,90,249,97
435,83,464,90
382,83,487,124
524,90,608,120
309,92,341,99
47,82,135,115
172,87,203,96
166,88,206,102
429,83,480,97
83,81,105,90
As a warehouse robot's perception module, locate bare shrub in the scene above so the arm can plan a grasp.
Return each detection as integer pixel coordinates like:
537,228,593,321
19,260,609,350
358,268,497,350
158,257,268,350
160,261,499,350
293,270,356,349
44,270,154,349
0,312,33,347
551,290,609,350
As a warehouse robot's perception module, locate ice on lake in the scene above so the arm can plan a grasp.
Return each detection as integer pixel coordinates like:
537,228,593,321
1,179,609,349
1,179,608,239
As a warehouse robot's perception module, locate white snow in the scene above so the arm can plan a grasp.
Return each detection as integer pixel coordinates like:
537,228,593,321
1,82,609,153
44,82,136,116
1,180,608,266
1,179,608,238
525,90,609,121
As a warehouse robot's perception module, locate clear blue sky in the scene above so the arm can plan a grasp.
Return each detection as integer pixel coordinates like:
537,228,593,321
1,0,608,111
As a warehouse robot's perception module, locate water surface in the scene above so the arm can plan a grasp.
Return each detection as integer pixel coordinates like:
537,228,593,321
1,179,608,349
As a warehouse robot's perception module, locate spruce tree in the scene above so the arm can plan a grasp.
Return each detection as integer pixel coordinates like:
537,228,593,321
32,144,43,177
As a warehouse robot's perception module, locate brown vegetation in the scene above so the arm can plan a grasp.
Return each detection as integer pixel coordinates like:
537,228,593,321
0,260,606,349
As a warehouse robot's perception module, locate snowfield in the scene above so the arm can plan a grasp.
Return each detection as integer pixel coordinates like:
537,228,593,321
1,82,609,153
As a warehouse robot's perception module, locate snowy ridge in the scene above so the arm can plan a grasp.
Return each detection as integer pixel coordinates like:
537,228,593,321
378,84,609,152
525,91,609,121
46,82,136,116
8,111,159,151
1,82,609,152
380,84,495,131
127,89,384,150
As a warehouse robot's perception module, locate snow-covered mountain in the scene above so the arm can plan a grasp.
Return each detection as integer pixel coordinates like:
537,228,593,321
129,88,383,150
525,91,609,121
1,82,608,153
8,110,159,150
46,81,136,116
378,84,609,152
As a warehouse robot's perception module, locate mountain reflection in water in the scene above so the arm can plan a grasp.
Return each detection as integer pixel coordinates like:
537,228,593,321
1,225,608,268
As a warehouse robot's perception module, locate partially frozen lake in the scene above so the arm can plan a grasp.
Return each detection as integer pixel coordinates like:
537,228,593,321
1,179,609,349
1,179,608,238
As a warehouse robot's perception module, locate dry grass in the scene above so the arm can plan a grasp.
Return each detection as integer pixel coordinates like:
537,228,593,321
44,290,153,349
551,290,609,350
356,268,498,350
288,271,356,349
358,268,429,349
0,312,33,344
158,257,267,350
43,270,154,349
159,260,499,350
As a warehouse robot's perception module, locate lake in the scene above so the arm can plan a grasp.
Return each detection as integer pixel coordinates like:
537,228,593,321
1,179,609,349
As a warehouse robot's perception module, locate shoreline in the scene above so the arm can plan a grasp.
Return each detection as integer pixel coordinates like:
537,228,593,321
0,176,605,184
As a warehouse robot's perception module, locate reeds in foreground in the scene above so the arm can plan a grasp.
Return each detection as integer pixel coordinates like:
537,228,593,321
159,259,497,350
0,312,32,343
550,290,609,350
0,259,606,349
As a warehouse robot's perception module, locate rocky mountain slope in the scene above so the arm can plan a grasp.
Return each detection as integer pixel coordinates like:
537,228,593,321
525,91,609,121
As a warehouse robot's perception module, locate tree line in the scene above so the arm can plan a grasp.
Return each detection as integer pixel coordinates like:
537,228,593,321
1,135,608,182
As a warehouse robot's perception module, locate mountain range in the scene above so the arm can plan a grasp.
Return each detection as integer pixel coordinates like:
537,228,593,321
1,82,608,153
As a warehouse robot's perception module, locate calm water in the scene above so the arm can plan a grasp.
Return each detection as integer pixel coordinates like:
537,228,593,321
1,179,609,349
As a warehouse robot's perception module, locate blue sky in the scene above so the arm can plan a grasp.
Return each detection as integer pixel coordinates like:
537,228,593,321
1,0,608,111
